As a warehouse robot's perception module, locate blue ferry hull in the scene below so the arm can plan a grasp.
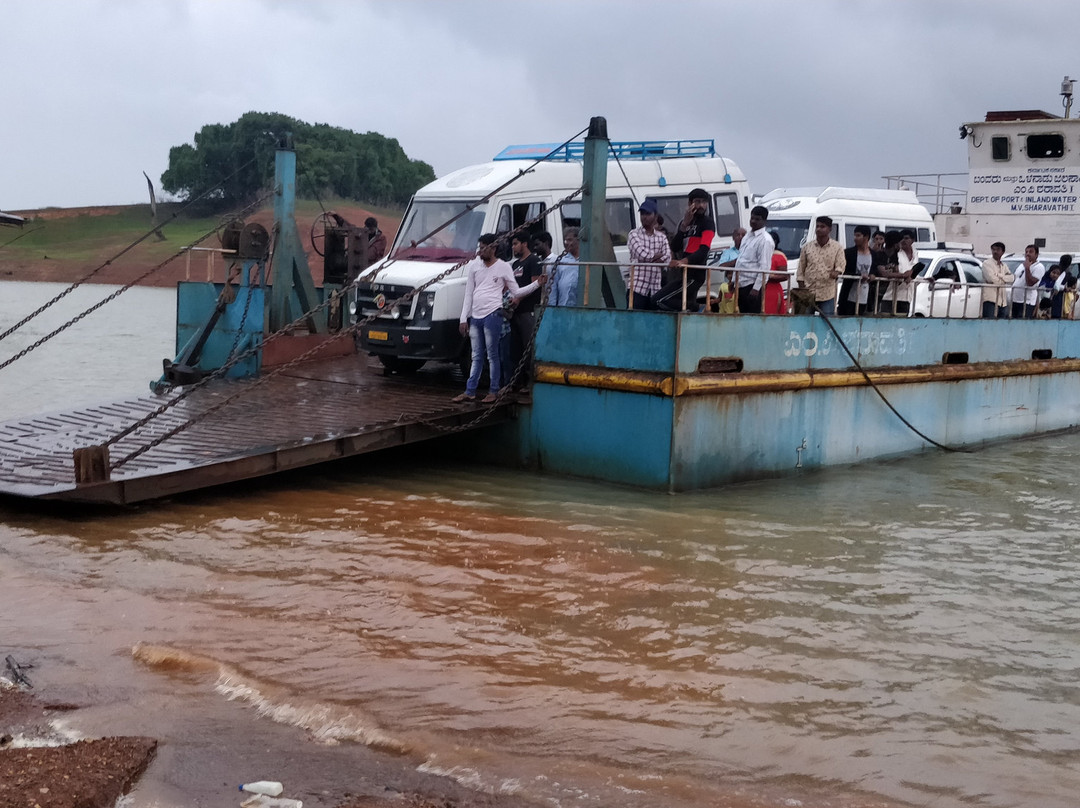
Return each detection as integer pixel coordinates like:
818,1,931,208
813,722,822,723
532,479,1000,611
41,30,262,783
509,310,1080,490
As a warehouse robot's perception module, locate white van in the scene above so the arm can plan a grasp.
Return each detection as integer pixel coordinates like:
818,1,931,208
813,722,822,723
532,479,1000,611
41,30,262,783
353,140,754,373
760,186,936,266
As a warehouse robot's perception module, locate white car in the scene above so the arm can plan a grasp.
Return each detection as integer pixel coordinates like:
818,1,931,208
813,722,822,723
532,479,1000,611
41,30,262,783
908,250,986,318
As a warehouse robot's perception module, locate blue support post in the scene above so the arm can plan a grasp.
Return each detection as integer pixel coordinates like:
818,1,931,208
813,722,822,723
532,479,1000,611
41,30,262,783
579,117,626,309
270,145,325,334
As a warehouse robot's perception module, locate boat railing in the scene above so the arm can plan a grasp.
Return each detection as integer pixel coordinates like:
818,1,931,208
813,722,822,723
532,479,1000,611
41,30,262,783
882,173,968,215
566,260,1054,320
817,274,1048,319
182,245,238,282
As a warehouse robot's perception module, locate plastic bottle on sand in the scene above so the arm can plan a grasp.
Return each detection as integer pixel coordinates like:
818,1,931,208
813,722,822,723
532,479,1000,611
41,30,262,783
239,782,284,797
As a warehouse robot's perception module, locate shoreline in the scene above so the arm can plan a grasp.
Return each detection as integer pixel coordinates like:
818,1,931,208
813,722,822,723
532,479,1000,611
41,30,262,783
1,202,399,290
0,684,544,808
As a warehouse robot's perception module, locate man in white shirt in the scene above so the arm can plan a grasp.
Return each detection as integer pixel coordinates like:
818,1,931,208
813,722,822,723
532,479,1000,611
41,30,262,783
733,206,773,313
454,233,544,404
1010,243,1045,320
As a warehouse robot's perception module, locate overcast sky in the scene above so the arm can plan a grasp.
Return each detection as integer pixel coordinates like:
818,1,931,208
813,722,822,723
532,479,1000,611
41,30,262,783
2,0,1078,211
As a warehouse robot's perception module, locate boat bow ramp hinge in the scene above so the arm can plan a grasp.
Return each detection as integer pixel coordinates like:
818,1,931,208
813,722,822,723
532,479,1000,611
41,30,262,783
73,445,111,484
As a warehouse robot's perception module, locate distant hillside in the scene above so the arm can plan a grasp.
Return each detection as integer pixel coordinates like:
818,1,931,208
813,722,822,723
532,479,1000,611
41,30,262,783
0,201,402,286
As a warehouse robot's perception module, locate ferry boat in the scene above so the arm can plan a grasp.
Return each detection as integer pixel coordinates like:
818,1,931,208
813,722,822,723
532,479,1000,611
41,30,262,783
476,117,1080,490
6,115,1079,504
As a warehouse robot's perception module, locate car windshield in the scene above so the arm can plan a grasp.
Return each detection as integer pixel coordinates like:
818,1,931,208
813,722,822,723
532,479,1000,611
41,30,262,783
767,219,811,260
391,200,489,262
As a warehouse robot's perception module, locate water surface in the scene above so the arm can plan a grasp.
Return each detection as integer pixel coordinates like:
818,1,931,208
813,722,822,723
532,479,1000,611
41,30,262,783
2,281,1079,807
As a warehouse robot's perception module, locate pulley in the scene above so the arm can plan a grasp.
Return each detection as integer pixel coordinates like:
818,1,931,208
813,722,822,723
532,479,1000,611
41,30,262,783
238,223,270,259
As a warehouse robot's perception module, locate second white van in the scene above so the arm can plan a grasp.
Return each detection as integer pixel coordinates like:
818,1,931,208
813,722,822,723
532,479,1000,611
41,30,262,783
760,186,936,265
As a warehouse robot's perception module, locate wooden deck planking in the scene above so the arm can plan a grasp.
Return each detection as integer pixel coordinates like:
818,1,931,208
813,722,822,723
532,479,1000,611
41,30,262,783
0,356,510,505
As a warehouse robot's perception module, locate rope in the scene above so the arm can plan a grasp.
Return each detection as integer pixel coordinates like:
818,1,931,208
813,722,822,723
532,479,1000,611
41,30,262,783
106,186,586,466
0,192,274,375
0,156,261,345
813,304,966,453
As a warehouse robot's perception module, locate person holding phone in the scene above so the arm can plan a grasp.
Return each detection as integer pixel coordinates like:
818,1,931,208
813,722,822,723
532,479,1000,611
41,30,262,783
652,188,715,311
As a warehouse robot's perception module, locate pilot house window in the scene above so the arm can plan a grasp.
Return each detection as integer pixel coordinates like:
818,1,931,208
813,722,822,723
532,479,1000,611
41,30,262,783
1026,133,1065,159
991,136,1010,161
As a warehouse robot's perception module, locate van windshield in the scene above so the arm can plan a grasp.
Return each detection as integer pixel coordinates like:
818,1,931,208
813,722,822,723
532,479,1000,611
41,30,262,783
391,200,489,262
768,218,811,260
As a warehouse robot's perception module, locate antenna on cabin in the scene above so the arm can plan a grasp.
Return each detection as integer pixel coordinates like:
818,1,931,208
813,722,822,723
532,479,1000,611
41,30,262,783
1062,75,1074,119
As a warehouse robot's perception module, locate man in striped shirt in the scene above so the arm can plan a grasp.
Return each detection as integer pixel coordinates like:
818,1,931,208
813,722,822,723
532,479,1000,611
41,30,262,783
627,198,672,310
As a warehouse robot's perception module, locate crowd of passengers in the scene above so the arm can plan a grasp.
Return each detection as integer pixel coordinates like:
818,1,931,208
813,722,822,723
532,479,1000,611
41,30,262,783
607,186,1076,319
451,188,1074,402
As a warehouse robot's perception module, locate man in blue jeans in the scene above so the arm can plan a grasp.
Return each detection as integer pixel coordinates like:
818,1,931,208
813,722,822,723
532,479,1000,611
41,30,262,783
454,233,545,404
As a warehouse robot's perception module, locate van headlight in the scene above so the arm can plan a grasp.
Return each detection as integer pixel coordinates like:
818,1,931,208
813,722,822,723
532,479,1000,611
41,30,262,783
414,291,436,325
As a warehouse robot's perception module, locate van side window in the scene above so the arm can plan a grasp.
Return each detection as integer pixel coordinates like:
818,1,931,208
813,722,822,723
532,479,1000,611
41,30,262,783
712,193,739,236
654,196,690,236
843,223,877,247
917,227,931,242
557,200,633,246
1026,134,1064,159
606,199,633,246
497,201,548,241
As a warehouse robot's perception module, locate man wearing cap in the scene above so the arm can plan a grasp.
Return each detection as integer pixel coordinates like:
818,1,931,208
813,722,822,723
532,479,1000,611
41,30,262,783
364,217,387,264
652,188,716,311
626,198,672,310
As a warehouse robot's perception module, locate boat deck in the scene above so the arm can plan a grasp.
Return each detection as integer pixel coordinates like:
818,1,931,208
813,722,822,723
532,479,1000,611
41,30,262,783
0,357,512,505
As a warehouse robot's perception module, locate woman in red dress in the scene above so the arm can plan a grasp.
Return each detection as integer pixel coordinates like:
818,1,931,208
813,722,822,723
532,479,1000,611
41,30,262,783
763,230,789,314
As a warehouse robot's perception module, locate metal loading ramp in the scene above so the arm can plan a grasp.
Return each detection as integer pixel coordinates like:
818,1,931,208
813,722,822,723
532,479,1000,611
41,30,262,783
0,357,511,505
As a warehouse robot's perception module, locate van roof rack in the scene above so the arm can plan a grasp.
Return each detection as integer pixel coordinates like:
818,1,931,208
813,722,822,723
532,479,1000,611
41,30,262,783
916,241,974,253
493,139,716,162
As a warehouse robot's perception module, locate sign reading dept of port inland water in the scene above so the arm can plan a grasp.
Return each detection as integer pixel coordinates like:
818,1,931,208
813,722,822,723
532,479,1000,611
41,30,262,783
968,166,1080,214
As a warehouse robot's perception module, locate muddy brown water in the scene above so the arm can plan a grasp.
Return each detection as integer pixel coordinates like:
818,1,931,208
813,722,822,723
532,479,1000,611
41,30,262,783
3,281,1080,807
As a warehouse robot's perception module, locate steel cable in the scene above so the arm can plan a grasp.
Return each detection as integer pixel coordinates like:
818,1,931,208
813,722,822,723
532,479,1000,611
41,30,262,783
0,156,262,345
0,191,273,374
814,304,966,453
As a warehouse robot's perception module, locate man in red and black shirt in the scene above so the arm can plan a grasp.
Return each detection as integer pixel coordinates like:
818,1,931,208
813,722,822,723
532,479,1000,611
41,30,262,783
652,187,715,311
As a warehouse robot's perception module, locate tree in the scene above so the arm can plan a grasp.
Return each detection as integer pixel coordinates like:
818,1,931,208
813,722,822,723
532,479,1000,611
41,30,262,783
161,112,434,210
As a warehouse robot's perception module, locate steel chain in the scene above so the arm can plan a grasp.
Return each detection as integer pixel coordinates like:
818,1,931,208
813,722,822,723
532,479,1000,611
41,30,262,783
107,186,585,469
225,264,259,364
417,250,568,434
0,157,261,346
0,191,274,374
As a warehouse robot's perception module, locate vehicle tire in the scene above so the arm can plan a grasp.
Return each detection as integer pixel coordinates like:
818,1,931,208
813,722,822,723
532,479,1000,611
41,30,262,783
377,355,426,374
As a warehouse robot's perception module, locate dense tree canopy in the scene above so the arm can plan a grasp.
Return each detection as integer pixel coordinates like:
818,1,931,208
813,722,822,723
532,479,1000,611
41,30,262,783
161,112,435,210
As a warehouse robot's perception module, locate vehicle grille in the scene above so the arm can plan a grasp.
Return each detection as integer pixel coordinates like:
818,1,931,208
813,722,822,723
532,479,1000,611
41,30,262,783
356,283,416,319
